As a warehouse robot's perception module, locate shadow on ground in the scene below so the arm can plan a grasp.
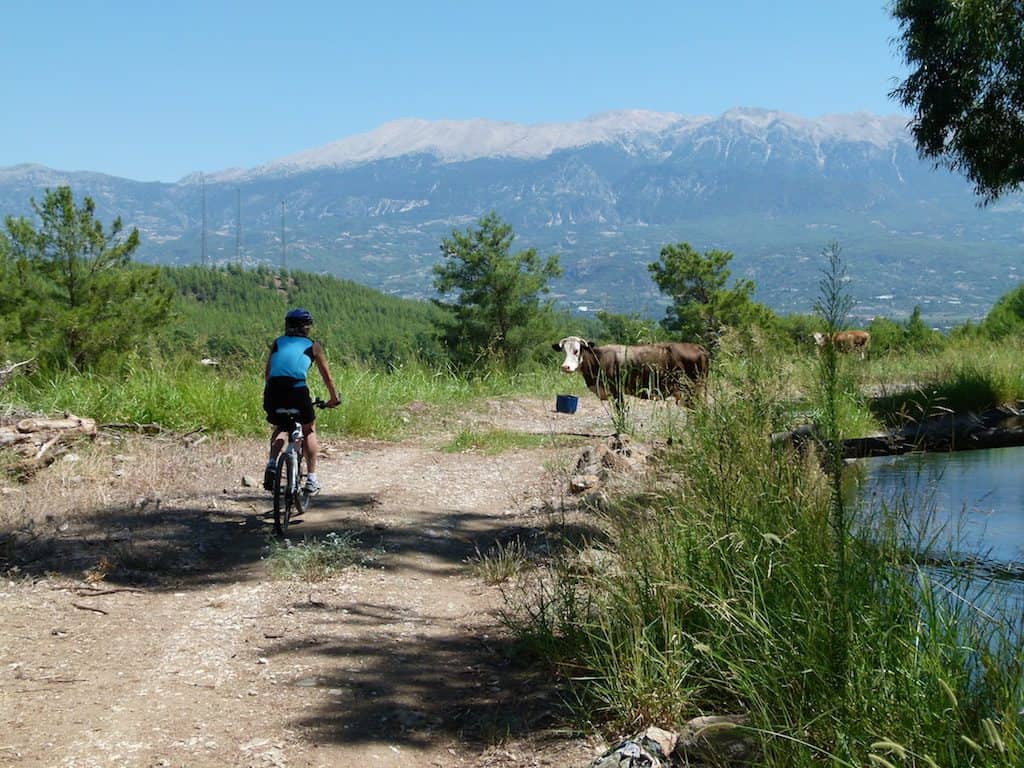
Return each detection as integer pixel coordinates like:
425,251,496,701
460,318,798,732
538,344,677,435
1,466,602,751
0,483,604,590
0,488,378,587
262,491,599,749
272,614,572,749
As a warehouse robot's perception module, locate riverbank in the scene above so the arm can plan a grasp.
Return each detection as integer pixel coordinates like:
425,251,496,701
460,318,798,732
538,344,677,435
773,400,1024,459
507,367,1024,767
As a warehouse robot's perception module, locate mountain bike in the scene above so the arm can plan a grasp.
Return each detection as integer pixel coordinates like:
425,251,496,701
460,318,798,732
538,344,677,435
271,398,326,537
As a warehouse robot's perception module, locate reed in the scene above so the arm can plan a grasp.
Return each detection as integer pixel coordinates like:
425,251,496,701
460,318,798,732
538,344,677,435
506,258,1023,765
4,356,572,439
868,340,1024,425
510,353,1022,764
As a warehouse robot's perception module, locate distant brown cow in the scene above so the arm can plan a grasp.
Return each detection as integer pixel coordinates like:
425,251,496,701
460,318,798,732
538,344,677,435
813,330,871,359
552,336,709,406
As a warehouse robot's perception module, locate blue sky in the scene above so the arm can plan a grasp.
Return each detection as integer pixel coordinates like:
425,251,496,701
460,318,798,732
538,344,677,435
3,1,908,182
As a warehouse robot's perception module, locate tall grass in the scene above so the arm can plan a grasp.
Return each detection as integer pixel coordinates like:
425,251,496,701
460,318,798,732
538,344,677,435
507,261,1023,765
751,318,1024,437
5,359,263,433
867,339,1024,425
3,356,573,439
511,356,1022,764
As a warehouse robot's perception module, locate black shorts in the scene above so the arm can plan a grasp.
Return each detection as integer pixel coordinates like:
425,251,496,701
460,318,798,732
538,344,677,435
263,377,315,428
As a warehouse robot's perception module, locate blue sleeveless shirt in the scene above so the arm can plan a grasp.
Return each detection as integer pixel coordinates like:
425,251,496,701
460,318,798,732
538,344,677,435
267,336,315,387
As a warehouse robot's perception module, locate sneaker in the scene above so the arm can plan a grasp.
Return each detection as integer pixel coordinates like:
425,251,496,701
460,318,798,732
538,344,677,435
263,463,276,491
303,477,321,495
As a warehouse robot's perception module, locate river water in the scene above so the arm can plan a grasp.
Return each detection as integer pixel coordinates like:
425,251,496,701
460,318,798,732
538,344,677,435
861,445,1024,614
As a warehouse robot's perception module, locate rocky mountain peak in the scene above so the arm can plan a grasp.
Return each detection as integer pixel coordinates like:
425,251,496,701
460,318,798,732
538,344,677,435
211,108,910,181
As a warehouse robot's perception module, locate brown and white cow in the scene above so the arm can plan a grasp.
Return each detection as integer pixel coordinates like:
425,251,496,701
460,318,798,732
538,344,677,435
552,336,709,406
812,330,871,359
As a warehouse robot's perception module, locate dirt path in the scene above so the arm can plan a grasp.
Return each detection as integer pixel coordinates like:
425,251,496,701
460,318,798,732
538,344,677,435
0,397,649,768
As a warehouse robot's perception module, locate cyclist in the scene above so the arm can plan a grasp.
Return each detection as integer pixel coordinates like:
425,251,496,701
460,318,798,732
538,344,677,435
263,308,340,495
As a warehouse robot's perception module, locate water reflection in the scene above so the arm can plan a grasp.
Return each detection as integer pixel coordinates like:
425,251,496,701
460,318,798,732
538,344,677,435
862,445,1024,565
860,445,1024,622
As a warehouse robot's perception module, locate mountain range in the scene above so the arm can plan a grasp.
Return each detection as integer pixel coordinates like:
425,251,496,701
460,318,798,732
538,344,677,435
3,108,1023,326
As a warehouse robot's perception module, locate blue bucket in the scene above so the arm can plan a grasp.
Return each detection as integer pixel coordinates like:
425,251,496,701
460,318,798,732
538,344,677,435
555,394,579,414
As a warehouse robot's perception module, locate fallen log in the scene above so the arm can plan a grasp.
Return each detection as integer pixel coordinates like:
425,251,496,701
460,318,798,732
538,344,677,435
16,415,96,434
842,425,1024,458
1,412,98,479
773,403,1024,460
99,422,164,435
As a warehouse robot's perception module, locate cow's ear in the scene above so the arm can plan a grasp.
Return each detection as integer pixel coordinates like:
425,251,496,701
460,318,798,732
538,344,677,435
584,340,596,350
551,342,562,351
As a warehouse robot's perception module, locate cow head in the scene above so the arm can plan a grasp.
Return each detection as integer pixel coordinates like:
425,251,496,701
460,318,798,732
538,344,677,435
552,336,593,373
812,332,827,347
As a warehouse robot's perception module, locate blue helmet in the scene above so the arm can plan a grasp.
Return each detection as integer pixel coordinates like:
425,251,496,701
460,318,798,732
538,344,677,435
285,308,313,333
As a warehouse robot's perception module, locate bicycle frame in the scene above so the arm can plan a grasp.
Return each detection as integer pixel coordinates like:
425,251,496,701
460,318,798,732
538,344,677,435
282,419,304,494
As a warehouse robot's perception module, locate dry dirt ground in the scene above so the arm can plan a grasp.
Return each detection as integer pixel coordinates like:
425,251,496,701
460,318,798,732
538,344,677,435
0,396,675,768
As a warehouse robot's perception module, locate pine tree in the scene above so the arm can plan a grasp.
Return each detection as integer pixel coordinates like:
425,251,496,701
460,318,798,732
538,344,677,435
432,212,562,369
3,186,173,370
648,242,768,347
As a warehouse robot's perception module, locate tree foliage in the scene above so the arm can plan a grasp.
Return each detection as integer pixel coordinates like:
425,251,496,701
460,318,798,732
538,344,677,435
595,310,662,345
432,212,562,369
975,281,1024,338
891,0,1024,201
0,234,22,361
648,242,771,347
2,187,173,370
867,305,945,353
772,312,823,352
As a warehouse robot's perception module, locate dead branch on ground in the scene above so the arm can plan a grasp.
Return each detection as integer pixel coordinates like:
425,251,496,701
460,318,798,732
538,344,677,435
0,413,97,479
70,602,108,615
0,358,33,389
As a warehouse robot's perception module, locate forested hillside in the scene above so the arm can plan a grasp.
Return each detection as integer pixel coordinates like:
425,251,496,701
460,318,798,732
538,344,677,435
0,186,599,378
160,265,448,366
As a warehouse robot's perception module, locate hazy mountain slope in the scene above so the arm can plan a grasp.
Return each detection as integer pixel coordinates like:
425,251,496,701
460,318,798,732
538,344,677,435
2,109,1021,325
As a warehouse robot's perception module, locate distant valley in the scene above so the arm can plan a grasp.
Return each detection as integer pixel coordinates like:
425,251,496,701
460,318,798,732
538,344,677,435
3,108,1023,326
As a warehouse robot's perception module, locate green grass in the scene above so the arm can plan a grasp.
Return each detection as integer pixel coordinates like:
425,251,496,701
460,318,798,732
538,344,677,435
443,428,564,454
506,331,1024,766
4,335,1021,446
3,357,575,440
265,531,361,581
5,359,264,434
714,332,1024,438
867,341,1024,425
469,537,530,585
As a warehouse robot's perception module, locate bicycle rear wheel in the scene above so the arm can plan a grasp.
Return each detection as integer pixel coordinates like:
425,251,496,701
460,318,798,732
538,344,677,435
292,449,307,517
272,455,289,536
